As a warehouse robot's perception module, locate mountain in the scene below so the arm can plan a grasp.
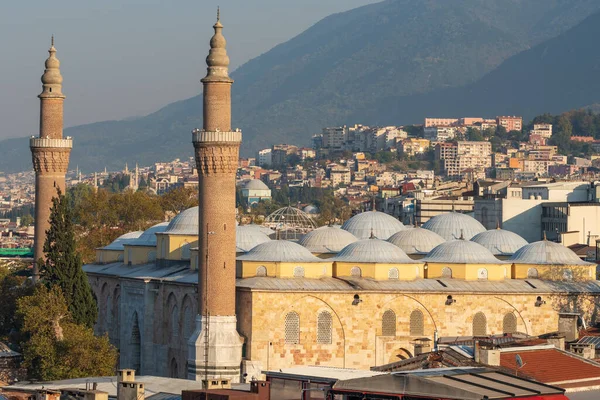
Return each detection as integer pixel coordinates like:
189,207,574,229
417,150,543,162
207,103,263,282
2,0,599,172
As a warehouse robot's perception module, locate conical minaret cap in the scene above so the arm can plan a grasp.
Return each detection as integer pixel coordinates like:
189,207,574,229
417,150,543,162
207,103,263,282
40,36,64,97
204,8,231,80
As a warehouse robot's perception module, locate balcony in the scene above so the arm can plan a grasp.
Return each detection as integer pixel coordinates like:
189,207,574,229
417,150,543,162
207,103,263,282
29,137,73,149
192,129,242,144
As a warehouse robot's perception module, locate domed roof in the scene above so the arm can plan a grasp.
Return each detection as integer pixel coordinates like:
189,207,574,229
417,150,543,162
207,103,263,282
423,240,503,264
387,227,446,255
332,238,416,263
243,179,270,191
303,205,319,215
127,222,169,246
165,207,198,235
101,231,143,251
237,240,322,262
509,240,593,265
422,212,486,241
341,211,406,240
245,224,275,236
236,225,271,253
298,226,358,254
471,229,528,256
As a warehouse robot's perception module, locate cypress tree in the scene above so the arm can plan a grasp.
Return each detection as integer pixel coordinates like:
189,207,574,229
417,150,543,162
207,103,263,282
40,188,98,328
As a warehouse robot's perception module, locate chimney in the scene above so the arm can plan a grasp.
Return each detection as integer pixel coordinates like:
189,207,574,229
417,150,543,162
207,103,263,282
250,381,271,400
478,348,500,366
117,369,144,400
547,335,565,351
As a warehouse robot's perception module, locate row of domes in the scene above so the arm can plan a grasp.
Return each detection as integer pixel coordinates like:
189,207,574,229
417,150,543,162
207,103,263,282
101,207,590,267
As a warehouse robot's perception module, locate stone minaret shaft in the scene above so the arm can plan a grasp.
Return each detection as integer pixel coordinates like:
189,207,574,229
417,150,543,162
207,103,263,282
30,37,72,281
189,11,243,382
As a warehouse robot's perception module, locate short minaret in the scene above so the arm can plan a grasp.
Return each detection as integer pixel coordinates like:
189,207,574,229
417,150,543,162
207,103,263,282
188,10,243,382
30,37,72,281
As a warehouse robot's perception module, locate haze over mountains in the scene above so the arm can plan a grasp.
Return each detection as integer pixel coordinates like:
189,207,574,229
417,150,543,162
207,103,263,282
2,0,600,172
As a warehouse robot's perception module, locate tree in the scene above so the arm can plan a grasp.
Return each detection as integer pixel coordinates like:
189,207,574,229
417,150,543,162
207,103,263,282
0,263,34,340
20,214,34,227
466,127,485,141
160,186,199,215
17,285,117,380
41,188,97,328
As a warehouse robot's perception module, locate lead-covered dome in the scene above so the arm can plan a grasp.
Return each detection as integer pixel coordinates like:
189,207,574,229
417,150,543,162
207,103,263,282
341,211,406,240
509,240,593,265
471,229,528,256
423,240,503,264
332,238,415,263
237,240,322,262
243,179,269,191
298,226,358,254
387,227,446,255
236,225,271,253
165,206,198,235
422,212,485,241
128,222,169,246
100,231,143,250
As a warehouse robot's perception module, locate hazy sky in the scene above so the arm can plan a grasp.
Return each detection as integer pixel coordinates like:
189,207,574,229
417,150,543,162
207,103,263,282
1,0,380,140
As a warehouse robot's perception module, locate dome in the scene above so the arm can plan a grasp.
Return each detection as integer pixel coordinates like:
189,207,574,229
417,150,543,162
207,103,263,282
422,212,486,241
165,207,198,235
243,179,269,191
509,240,593,265
303,205,319,215
298,226,358,254
332,238,416,263
236,226,271,253
101,231,143,251
245,224,275,236
128,222,169,246
471,229,528,256
341,211,406,240
423,240,503,264
387,227,446,255
237,240,322,263
264,206,317,239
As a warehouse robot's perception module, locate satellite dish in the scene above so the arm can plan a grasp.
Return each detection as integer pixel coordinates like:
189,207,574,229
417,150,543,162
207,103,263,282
516,354,524,368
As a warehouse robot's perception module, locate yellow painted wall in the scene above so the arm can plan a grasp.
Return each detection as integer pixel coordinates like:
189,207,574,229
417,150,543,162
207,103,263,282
236,260,332,278
156,234,198,261
123,245,158,265
425,262,509,281
96,249,123,264
333,262,423,280
512,263,596,280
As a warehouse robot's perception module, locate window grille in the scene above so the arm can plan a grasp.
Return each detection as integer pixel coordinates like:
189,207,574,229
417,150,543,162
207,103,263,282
563,269,573,281
473,312,487,336
382,310,396,336
477,268,488,280
351,267,362,277
293,266,305,277
256,266,267,277
503,313,517,334
441,267,452,278
317,311,332,344
527,268,538,279
285,312,300,344
410,310,424,336
388,268,399,280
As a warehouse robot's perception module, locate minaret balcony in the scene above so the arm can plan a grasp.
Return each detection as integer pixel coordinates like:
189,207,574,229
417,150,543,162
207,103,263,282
30,136,73,149
192,129,242,144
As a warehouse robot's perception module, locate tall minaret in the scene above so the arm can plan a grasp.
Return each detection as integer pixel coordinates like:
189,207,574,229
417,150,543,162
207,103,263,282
188,9,243,382
30,37,72,282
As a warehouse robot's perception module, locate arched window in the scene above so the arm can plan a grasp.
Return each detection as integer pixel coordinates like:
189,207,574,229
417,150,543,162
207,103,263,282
410,310,424,336
473,312,487,336
351,266,362,277
181,242,191,259
563,269,573,281
171,305,179,339
527,268,539,279
256,266,267,277
317,311,332,344
293,266,305,277
130,312,141,372
382,310,396,336
183,305,194,339
477,268,488,280
442,267,452,278
285,312,300,344
388,268,399,280
503,313,517,334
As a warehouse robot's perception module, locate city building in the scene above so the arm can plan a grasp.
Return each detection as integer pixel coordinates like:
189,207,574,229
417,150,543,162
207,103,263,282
398,138,430,156
256,149,272,167
435,141,492,178
240,179,271,205
530,123,552,138
497,116,522,132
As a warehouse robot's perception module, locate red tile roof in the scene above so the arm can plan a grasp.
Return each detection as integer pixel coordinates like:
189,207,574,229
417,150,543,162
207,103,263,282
500,348,600,386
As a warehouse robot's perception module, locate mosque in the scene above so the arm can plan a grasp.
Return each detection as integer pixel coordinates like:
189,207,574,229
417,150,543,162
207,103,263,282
33,11,600,383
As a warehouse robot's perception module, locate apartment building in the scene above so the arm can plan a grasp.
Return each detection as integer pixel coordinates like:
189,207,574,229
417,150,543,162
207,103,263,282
424,126,459,141
435,141,492,177
530,123,552,138
497,116,522,132
398,138,430,156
